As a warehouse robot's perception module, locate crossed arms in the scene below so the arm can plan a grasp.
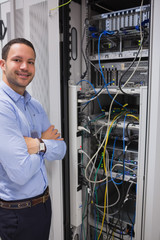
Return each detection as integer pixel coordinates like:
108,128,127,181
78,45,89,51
24,125,64,155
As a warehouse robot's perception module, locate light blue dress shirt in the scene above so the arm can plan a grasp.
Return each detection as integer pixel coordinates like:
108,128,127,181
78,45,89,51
0,81,66,201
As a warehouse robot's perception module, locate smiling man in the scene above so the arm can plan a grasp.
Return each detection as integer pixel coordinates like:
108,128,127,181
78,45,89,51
1,41,35,94
0,38,66,240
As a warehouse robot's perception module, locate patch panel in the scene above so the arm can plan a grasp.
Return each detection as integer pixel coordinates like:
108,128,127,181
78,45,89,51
89,5,150,32
91,60,148,88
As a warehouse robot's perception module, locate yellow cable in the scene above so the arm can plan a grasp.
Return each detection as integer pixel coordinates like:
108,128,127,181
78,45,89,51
98,111,138,239
50,0,72,11
98,181,107,240
122,103,128,108
126,114,139,121
103,112,126,174
98,112,124,240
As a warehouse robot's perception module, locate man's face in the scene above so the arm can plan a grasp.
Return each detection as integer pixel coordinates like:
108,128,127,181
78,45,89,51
1,43,35,95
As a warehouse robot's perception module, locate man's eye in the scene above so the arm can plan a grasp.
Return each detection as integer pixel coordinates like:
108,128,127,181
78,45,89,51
13,59,21,62
28,61,34,65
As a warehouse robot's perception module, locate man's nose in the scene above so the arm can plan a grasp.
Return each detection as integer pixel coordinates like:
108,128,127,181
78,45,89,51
20,62,28,70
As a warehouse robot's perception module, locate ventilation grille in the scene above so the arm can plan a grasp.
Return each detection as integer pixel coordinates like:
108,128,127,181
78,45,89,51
15,8,24,38
6,12,11,41
29,1,50,116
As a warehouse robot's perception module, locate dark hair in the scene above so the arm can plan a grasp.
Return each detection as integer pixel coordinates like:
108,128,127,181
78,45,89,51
2,38,36,60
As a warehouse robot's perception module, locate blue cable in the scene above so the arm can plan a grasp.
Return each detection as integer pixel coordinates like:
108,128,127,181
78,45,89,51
123,113,130,179
110,137,123,185
98,31,125,108
90,112,106,123
98,32,111,86
123,113,128,176
135,18,149,31
77,79,102,110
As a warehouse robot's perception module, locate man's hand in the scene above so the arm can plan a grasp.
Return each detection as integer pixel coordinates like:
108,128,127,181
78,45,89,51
24,125,64,154
41,125,64,141
24,137,39,154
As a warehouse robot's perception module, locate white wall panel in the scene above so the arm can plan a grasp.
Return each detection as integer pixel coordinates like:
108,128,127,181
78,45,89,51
143,0,160,239
47,1,64,240
0,1,64,240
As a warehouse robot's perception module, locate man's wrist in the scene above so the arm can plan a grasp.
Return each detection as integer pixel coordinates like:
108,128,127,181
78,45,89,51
36,138,46,153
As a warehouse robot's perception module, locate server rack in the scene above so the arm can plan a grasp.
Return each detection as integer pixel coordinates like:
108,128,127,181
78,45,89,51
67,0,150,239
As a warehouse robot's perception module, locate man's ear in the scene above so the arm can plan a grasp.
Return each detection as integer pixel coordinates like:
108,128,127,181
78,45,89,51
0,59,5,70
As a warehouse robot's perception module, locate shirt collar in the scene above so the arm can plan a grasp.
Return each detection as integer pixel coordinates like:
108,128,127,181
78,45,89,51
0,81,31,104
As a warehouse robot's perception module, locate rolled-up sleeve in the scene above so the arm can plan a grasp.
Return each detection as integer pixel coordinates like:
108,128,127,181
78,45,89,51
42,139,66,161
